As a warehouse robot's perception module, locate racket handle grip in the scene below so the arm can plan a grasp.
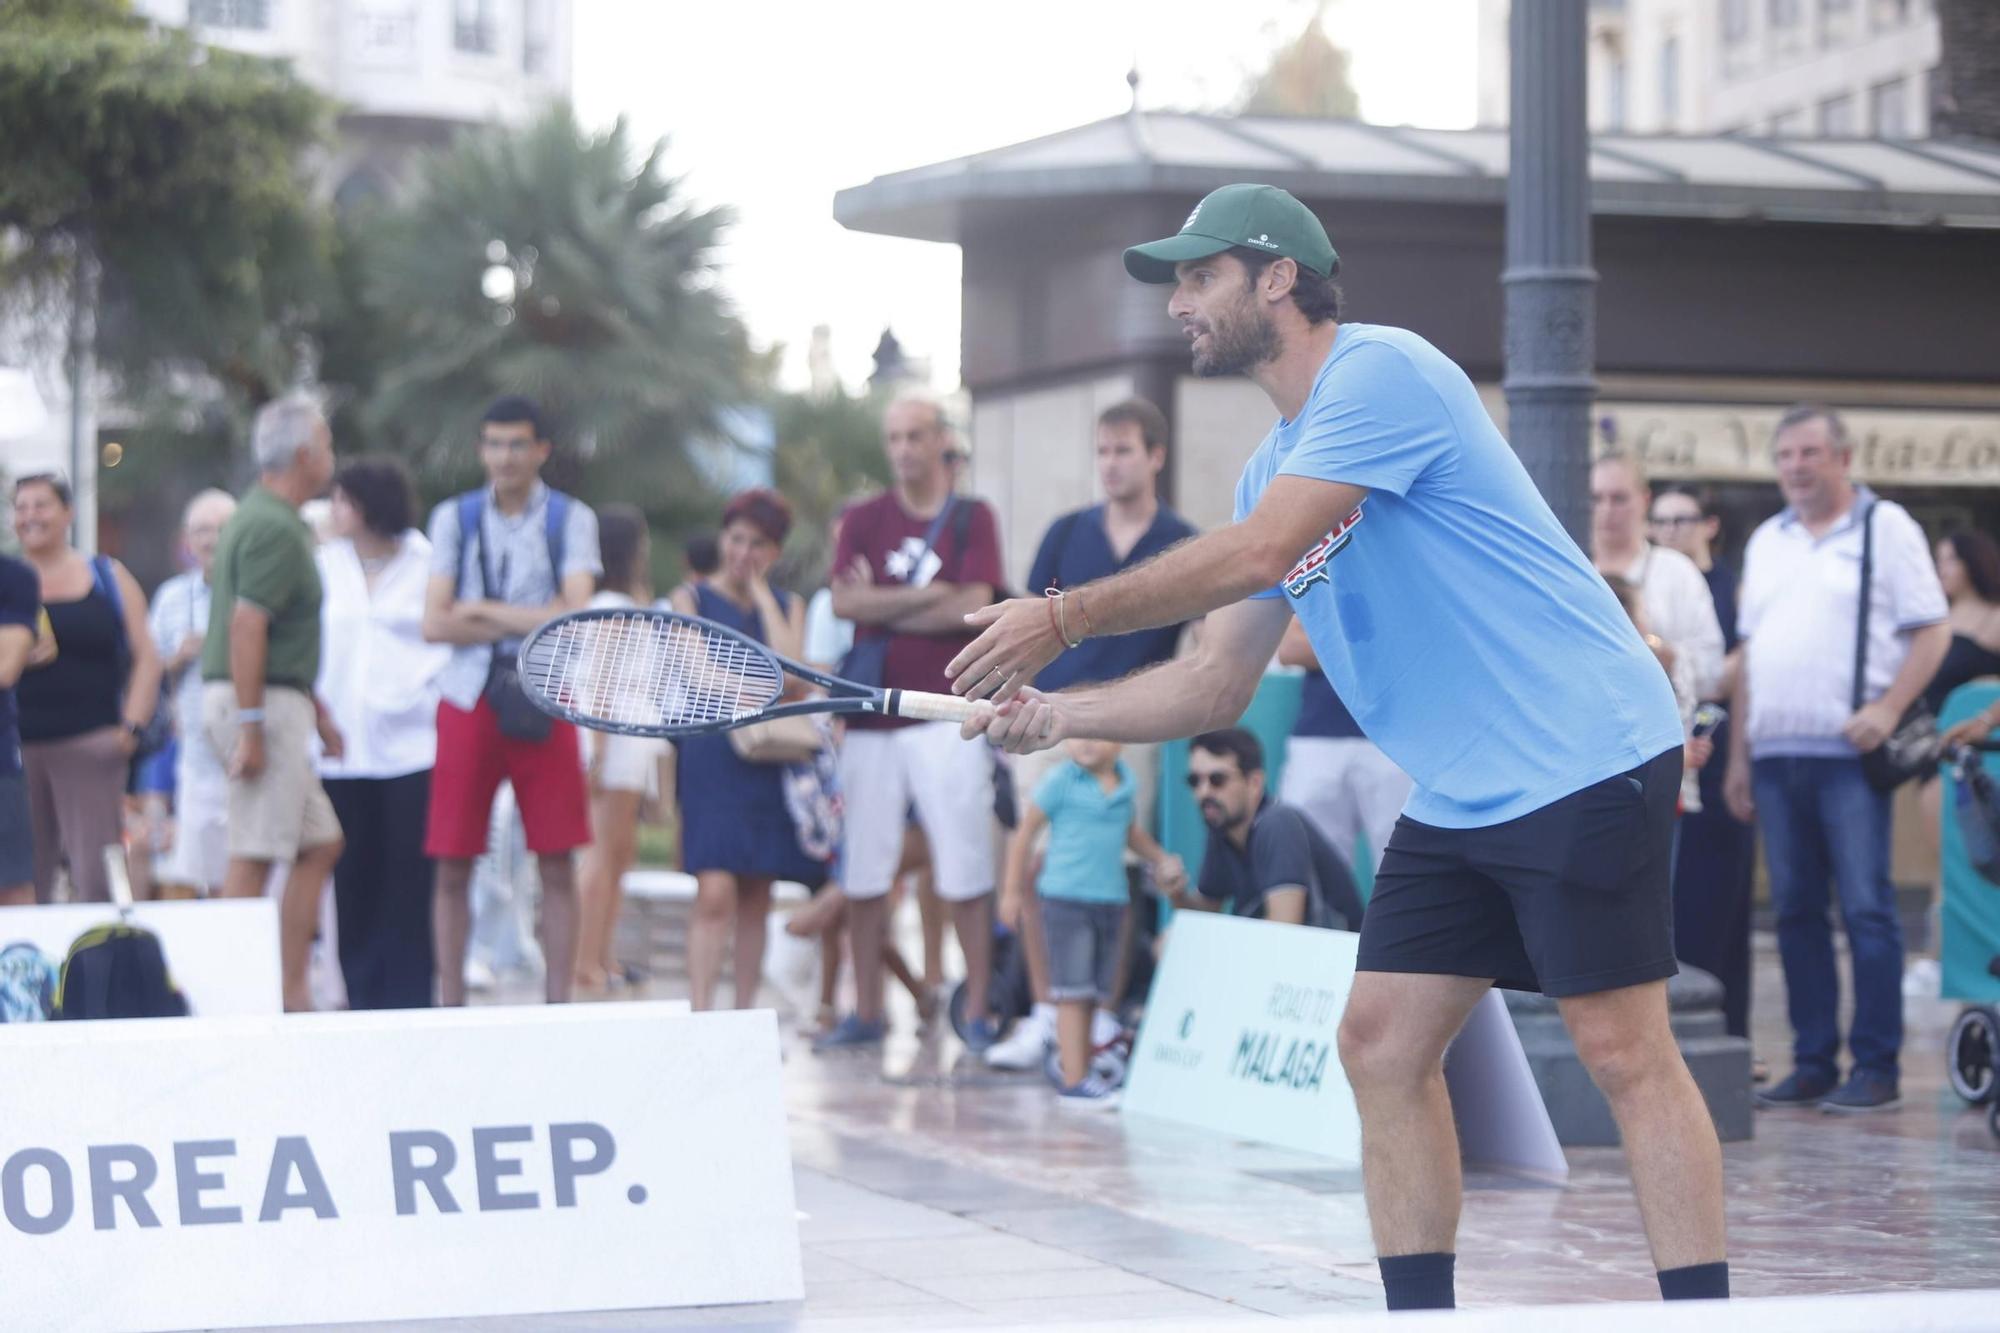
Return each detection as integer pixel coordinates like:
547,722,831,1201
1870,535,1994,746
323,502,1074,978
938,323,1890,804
887,689,984,724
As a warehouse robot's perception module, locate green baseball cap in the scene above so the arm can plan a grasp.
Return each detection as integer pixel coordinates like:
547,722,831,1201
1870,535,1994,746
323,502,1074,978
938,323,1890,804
1123,184,1339,284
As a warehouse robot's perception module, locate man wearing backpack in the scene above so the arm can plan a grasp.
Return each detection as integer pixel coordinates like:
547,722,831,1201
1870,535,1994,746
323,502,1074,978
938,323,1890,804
200,395,345,1012
421,397,601,1005
984,397,1198,1071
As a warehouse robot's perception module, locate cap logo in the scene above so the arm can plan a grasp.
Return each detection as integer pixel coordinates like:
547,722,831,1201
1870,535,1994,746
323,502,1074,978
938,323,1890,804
1181,203,1202,230
1248,233,1279,249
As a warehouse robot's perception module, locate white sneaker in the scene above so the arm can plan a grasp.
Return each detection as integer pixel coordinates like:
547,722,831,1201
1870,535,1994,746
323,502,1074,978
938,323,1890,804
985,1008,1053,1070
1091,1008,1123,1046
463,956,496,993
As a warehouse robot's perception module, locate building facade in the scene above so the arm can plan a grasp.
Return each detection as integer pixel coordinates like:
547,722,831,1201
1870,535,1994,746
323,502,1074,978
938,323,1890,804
1,0,572,546
1477,0,1941,137
835,110,2000,587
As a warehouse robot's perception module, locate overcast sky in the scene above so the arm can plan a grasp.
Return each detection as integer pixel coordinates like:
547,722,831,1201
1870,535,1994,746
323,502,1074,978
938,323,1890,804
572,0,1478,392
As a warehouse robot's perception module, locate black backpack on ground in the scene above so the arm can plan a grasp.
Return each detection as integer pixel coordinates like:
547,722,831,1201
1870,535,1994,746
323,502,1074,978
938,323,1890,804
53,923,190,1020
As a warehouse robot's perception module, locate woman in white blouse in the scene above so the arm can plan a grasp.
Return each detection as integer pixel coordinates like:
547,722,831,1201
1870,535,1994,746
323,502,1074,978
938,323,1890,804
317,458,451,1009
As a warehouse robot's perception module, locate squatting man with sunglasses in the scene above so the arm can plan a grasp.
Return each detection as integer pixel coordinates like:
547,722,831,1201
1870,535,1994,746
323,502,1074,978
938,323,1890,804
1169,727,1362,931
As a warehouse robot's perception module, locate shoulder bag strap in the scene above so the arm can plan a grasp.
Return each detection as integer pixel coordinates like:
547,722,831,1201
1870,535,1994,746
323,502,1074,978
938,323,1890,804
1853,501,1876,713
900,496,959,585
92,555,132,679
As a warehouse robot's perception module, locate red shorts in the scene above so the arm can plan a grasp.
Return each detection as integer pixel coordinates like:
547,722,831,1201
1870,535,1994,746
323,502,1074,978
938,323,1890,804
424,697,591,859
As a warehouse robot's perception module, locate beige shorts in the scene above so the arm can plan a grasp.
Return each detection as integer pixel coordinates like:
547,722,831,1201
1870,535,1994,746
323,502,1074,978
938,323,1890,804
589,729,667,797
202,684,342,862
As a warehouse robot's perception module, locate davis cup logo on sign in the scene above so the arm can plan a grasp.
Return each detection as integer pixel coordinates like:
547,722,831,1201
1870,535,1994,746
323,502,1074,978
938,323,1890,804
1283,503,1366,598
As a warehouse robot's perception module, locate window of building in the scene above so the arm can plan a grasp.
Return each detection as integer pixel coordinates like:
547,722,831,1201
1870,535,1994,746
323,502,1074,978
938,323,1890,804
1770,107,1808,135
189,0,271,27
1871,78,1910,136
1607,56,1629,131
1721,0,1755,77
522,0,552,75
1869,0,1913,29
1768,0,1804,56
1819,0,1857,46
454,0,497,54
1818,92,1856,134
1659,36,1681,129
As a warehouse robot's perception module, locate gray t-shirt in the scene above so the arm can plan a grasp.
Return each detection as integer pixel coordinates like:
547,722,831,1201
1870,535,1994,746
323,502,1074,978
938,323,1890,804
426,481,601,711
1196,800,1364,931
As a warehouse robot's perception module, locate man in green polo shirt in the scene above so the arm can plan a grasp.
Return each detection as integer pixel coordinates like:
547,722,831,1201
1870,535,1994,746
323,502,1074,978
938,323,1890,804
201,393,346,1011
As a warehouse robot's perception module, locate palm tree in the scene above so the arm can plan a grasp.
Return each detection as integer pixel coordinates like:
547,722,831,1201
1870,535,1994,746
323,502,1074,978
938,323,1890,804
352,104,753,509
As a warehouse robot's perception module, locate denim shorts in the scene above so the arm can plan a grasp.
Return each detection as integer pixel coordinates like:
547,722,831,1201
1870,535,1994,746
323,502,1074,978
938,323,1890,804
1042,898,1124,1003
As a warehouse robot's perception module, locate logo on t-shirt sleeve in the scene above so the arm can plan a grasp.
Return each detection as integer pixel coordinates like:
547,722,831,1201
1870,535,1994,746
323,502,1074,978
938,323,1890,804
1282,503,1366,599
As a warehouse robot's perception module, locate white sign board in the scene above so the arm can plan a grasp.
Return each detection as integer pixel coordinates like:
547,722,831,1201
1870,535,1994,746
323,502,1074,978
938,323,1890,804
1123,913,1363,1162
0,1004,801,1330
1124,913,1565,1180
0,900,281,1016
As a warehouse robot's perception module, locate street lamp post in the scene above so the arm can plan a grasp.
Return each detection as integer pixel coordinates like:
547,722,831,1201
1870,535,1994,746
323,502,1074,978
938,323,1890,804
1504,0,1596,547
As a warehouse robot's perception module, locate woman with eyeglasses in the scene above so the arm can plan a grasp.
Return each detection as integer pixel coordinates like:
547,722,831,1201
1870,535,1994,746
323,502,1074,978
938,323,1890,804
1649,483,1758,1054
10,474,163,902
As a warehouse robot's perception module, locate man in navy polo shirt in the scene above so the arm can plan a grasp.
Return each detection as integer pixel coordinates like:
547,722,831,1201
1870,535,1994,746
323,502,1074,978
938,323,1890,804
985,398,1197,1070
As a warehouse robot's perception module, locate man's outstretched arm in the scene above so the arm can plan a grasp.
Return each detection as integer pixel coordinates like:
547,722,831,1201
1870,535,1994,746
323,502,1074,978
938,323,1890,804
962,595,1292,753
947,474,1363,700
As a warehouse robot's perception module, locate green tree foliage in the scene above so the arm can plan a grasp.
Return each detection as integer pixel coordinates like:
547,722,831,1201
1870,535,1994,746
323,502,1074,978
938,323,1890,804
0,0,331,413
1239,5,1361,120
351,104,753,515
767,385,893,591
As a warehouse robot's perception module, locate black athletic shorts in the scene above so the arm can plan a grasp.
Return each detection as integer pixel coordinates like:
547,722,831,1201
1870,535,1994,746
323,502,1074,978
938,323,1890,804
1356,748,1681,998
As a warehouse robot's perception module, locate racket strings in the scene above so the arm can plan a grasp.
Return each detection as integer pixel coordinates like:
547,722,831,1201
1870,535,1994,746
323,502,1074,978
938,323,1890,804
520,613,784,729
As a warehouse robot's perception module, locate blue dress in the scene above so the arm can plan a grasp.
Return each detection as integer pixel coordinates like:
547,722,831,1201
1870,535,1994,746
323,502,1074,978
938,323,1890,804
677,584,823,884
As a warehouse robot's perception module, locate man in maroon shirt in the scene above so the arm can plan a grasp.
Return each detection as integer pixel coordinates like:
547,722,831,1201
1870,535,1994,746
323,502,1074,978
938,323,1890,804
818,393,1006,1052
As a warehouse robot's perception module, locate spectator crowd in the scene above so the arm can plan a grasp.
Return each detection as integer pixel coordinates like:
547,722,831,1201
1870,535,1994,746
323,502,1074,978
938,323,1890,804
2,390,1993,1112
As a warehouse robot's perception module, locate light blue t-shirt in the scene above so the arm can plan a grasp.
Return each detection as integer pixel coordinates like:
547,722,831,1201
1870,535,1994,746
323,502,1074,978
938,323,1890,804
1033,760,1135,905
1234,323,1681,829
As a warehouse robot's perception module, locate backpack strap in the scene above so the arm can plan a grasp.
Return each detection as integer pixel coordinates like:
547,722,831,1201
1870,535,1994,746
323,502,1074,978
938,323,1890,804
456,491,485,599
544,490,569,585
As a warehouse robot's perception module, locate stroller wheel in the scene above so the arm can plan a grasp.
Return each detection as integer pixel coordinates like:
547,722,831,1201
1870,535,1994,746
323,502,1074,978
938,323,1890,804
948,979,972,1043
1947,1005,2000,1106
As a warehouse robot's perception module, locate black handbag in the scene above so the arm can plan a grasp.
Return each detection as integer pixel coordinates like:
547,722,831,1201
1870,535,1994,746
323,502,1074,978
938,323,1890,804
485,654,552,743
1854,501,1939,792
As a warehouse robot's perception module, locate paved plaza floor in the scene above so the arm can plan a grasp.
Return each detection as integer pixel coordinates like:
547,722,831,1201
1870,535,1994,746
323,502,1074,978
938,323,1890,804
292,933,1999,1331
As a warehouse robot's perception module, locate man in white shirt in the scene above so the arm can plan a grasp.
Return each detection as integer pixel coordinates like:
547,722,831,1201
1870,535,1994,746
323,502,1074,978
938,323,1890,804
1724,405,1949,1114
150,489,236,895
1592,451,1726,705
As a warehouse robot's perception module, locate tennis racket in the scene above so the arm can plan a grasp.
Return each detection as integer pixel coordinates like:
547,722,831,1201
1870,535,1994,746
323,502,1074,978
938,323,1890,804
515,607,987,739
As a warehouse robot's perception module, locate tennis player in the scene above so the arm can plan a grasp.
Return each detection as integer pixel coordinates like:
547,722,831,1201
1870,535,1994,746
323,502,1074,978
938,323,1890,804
947,185,1727,1310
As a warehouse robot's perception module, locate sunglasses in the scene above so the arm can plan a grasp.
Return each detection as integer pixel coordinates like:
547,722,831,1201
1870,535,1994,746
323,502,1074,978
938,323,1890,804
1185,771,1235,791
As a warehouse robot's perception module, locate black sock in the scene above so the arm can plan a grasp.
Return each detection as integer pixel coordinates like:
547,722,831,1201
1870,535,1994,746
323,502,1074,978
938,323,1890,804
1378,1252,1455,1311
1657,1261,1729,1300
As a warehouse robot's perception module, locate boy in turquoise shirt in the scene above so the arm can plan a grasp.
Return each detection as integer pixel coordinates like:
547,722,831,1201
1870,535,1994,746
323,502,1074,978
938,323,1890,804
1001,738,1184,1105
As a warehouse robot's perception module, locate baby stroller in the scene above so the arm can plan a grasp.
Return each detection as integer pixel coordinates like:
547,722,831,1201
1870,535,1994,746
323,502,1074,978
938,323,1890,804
1942,742,2000,1140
